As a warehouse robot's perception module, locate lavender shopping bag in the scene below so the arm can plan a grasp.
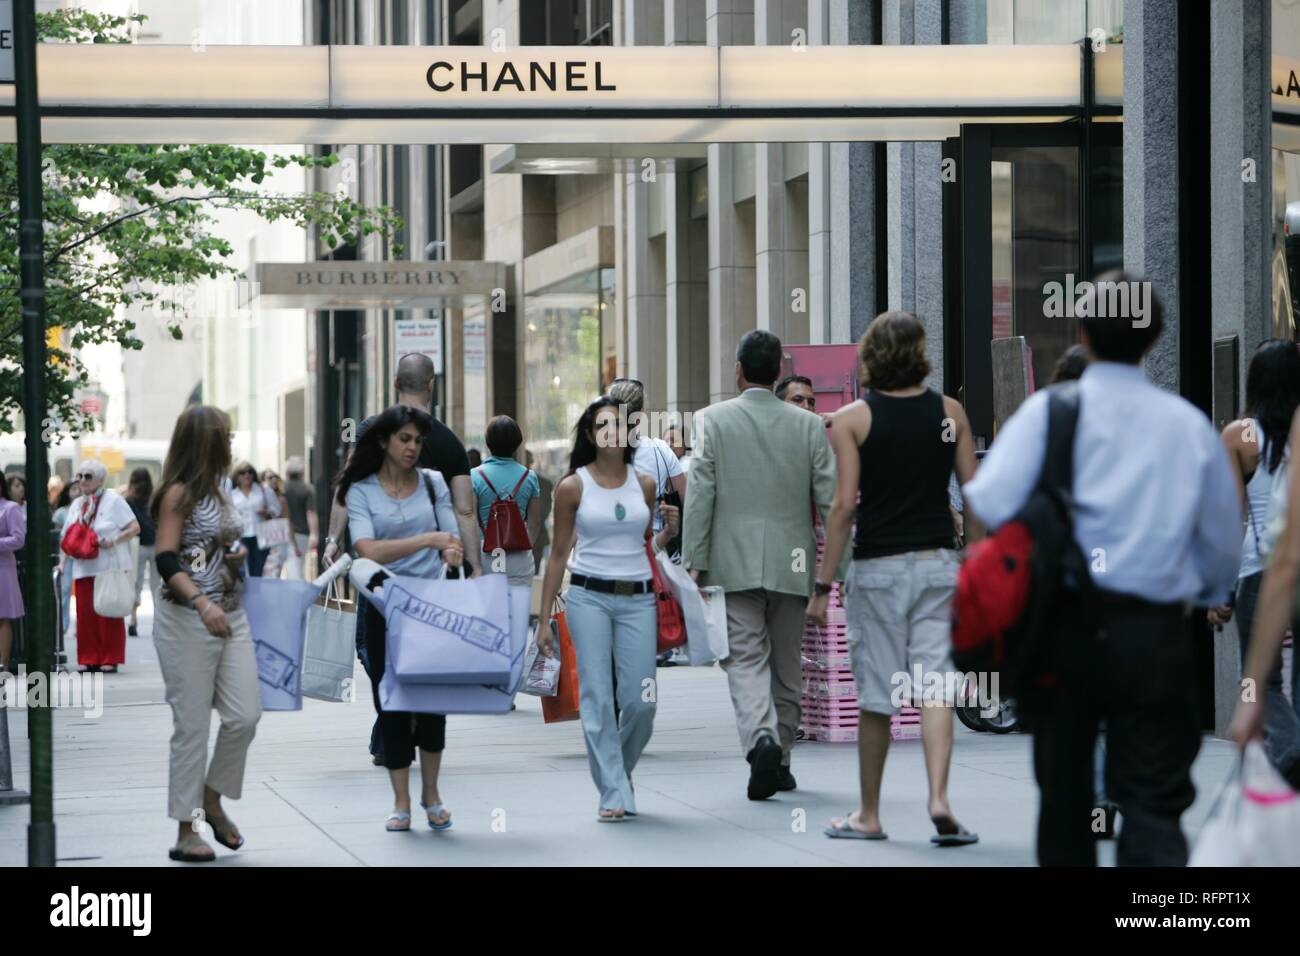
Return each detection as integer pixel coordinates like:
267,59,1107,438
242,557,353,711
241,577,324,711
386,571,514,684
350,560,528,715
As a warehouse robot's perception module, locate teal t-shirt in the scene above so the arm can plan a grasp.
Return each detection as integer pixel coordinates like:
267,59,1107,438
471,457,539,532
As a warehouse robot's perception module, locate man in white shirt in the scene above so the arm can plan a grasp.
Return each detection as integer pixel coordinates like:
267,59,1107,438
963,271,1241,867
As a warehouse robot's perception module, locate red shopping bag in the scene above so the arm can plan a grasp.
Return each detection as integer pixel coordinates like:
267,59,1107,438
647,541,686,652
541,601,581,724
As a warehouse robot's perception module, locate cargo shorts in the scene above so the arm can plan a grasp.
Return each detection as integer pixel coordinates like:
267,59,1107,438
844,548,960,716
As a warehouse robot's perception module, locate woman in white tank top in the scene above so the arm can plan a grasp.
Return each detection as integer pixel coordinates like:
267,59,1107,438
1217,340,1300,779
538,396,680,821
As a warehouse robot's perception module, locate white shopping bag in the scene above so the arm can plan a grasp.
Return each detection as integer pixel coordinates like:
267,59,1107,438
696,585,729,664
518,630,561,697
256,517,292,550
1190,741,1300,866
302,579,358,703
653,547,729,665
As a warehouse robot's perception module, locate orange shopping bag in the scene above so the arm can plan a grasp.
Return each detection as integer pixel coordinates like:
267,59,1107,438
541,598,581,723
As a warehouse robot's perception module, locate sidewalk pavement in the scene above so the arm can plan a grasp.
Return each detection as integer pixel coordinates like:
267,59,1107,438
0,596,1236,867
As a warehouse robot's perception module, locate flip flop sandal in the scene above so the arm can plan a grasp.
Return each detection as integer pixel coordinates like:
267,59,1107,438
421,803,453,831
205,812,244,851
597,810,628,823
168,833,216,863
824,812,888,840
386,810,412,832
930,815,979,847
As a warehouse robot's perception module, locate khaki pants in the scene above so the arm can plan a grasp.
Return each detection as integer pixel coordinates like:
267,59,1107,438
153,597,262,822
720,588,805,764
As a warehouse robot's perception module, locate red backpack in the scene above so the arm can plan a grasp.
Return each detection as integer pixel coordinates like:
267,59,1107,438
477,468,533,553
951,383,1090,695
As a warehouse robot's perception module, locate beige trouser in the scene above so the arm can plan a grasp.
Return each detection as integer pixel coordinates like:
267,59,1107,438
720,588,806,764
153,597,262,822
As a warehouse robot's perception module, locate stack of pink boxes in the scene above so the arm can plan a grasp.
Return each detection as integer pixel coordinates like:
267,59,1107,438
800,543,920,742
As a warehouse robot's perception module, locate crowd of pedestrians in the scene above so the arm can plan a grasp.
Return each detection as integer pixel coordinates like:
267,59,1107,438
8,269,1297,867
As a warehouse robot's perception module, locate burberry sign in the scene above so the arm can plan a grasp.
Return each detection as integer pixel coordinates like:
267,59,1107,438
251,260,505,309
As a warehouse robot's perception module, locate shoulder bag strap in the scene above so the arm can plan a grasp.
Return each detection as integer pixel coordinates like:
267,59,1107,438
81,492,100,527
419,470,440,531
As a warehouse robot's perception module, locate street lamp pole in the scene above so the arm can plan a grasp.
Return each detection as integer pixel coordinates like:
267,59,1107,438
14,0,56,868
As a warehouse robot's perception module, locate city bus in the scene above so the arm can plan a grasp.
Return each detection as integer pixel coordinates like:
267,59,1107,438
0,435,168,493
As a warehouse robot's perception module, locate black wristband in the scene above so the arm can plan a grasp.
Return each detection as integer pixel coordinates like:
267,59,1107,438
155,549,185,583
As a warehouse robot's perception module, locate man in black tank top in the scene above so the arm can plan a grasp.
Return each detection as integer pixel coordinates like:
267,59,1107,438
809,311,982,845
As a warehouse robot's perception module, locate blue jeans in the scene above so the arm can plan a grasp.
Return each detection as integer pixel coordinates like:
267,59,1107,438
1236,572,1300,783
564,584,658,813
242,536,270,578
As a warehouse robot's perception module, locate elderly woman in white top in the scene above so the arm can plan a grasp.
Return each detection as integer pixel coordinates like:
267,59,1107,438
60,460,140,673
229,461,280,578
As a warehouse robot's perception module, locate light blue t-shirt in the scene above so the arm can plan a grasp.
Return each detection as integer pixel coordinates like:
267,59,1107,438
346,468,458,578
471,457,539,530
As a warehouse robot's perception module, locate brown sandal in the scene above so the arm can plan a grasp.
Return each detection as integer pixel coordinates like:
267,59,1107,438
168,832,216,863
205,812,244,851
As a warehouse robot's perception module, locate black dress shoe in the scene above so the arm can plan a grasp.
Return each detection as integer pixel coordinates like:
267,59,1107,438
776,767,797,792
746,735,782,800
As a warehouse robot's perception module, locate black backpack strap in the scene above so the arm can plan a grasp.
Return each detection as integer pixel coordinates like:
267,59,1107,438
1039,382,1081,496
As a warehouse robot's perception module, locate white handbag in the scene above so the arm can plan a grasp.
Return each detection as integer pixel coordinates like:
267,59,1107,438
302,579,358,703
92,546,136,619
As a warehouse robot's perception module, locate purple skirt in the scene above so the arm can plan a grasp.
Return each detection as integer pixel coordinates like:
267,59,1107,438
0,556,24,619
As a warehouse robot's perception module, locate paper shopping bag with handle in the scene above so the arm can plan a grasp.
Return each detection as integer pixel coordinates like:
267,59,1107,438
541,598,580,723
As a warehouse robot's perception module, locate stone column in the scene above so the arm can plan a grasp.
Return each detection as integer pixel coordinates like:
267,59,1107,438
755,0,810,343
665,0,710,413
884,0,953,388
707,0,756,402
621,1,668,407
828,0,880,345
1122,0,1182,392
1209,0,1272,738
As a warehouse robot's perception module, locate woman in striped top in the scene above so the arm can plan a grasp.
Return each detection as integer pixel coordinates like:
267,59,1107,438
150,405,262,863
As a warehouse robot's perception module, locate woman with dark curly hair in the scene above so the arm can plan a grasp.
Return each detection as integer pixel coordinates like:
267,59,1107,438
337,404,463,832
809,310,981,844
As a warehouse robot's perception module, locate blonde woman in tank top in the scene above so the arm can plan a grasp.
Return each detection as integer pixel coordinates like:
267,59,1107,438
538,396,680,821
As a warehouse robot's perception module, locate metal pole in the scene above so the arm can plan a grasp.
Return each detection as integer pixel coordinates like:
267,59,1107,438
14,0,55,866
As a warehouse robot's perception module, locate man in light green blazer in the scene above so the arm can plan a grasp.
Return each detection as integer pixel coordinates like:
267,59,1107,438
682,330,837,801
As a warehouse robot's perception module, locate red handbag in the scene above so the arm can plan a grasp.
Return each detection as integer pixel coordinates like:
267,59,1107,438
478,468,533,553
646,540,686,652
61,493,100,561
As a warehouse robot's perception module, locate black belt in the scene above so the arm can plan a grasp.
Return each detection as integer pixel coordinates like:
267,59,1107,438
570,573,653,596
